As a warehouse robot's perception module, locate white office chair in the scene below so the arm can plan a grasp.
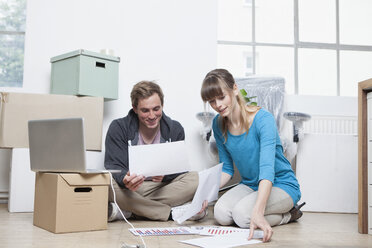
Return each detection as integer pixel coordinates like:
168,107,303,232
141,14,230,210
236,75,311,174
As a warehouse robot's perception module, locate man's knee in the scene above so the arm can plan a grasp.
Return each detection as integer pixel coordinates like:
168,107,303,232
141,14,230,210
178,171,198,193
187,171,198,191
184,171,198,182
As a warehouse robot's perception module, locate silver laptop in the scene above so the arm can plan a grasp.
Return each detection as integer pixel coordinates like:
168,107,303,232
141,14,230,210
28,118,119,174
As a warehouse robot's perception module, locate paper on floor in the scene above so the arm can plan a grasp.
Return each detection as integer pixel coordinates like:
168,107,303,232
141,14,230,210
129,227,195,236
180,232,262,248
198,226,263,239
172,163,222,224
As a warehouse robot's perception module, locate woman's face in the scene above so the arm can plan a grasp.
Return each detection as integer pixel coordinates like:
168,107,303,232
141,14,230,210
208,87,238,118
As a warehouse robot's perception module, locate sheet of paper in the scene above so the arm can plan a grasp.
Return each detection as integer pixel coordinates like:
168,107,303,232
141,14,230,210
173,163,222,224
198,226,263,239
128,140,190,177
180,232,262,248
129,227,193,236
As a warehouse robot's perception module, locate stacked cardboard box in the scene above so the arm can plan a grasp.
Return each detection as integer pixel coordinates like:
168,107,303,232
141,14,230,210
2,49,120,233
50,49,120,101
0,92,103,151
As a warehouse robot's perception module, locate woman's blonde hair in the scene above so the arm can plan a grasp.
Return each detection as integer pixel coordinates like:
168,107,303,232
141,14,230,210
201,69,260,141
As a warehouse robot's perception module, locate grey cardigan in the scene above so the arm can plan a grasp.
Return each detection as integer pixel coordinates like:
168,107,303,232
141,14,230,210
104,109,185,188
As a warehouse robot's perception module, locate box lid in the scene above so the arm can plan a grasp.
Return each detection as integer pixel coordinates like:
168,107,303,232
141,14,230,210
60,173,110,186
50,49,120,63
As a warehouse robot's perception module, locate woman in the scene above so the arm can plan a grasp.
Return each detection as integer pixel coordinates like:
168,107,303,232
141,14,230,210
200,69,304,242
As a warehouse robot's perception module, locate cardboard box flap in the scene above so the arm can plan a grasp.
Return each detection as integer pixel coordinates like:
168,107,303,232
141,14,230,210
1,92,9,102
0,93,6,129
60,173,110,186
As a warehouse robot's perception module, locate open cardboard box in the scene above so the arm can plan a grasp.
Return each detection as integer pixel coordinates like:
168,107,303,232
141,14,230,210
33,172,110,233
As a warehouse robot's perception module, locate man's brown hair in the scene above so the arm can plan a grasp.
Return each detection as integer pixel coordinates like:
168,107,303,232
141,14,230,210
131,81,164,108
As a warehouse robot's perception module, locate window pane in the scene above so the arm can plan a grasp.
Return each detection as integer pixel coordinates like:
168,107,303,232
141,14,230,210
0,0,27,32
217,44,253,78
218,0,252,42
0,34,24,87
299,0,336,43
255,0,293,44
255,46,294,94
340,51,372,97
298,48,337,96
340,0,372,45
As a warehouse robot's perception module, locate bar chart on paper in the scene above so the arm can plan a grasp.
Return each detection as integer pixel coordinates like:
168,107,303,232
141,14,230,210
129,227,194,236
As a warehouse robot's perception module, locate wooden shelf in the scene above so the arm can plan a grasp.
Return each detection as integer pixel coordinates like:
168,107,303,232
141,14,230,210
358,78,372,234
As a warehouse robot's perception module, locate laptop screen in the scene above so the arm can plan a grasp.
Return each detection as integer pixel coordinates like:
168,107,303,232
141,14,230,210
28,118,87,173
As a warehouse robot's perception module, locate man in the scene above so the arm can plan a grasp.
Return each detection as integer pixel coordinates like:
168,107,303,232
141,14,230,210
104,81,203,221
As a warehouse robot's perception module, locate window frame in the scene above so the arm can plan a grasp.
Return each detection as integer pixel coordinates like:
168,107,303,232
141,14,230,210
0,0,27,88
217,0,372,96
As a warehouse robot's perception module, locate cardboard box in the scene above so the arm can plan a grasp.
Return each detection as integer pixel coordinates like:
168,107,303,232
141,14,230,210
0,92,103,151
50,49,120,100
33,172,110,233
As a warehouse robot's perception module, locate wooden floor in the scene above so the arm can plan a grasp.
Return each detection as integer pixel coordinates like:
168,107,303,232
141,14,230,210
0,203,371,248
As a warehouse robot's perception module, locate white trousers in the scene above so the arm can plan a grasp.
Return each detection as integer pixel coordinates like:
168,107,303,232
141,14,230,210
214,184,294,228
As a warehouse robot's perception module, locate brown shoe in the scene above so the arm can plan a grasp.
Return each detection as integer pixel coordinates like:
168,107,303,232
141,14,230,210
289,202,306,223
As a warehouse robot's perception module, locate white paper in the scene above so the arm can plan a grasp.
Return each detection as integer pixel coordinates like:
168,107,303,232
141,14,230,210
128,140,190,177
180,232,262,248
129,227,193,236
198,226,263,239
173,163,222,224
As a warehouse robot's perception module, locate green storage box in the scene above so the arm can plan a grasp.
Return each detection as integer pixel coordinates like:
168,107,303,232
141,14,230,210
50,49,120,100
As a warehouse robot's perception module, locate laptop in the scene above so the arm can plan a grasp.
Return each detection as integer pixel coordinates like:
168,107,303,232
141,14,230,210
28,118,119,174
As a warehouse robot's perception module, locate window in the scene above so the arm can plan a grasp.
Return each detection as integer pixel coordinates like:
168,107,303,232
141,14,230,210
218,0,372,96
244,52,253,76
243,0,253,7
0,0,27,87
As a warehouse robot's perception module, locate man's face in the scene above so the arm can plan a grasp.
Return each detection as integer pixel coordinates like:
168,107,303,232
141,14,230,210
133,93,163,130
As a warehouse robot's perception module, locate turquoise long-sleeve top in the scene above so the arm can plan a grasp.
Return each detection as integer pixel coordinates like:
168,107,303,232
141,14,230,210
213,108,301,204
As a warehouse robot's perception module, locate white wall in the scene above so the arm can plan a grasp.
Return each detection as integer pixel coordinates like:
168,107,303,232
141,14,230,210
0,0,218,194
0,0,361,210
283,94,358,213
285,94,357,116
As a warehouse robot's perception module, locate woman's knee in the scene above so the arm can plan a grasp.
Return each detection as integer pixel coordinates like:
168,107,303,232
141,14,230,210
214,200,234,226
232,204,251,228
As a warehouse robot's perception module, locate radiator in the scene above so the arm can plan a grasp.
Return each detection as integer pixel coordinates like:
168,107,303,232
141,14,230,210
302,115,357,135
296,115,358,213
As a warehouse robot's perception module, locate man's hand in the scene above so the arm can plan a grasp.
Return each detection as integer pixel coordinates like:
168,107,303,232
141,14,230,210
123,172,145,191
248,209,273,242
151,175,164,182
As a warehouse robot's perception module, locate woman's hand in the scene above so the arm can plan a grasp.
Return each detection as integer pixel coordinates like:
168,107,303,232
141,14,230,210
248,179,273,242
248,209,273,242
197,200,208,215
